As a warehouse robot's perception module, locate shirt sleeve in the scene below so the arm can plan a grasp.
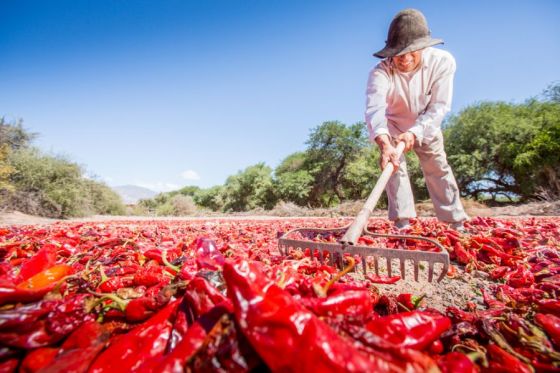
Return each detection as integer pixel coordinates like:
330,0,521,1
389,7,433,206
365,66,390,142
408,54,456,144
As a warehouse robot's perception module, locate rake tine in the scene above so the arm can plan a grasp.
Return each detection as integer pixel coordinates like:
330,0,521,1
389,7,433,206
374,256,379,276
400,258,406,281
319,250,324,264
414,261,419,282
362,256,367,274
428,262,434,283
387,257,392,278
437,263,447,282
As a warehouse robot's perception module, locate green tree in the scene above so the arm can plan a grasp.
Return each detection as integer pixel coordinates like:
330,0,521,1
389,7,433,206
544,81,560,103
274,152,313,205
512,101,560,197
194,186,225,211
222,163,277,211
173,185,201,197
0,144,14,193
444,93,560,201
304,121,369,206
84,180,126,215
0,118,35,150
341,147,379,200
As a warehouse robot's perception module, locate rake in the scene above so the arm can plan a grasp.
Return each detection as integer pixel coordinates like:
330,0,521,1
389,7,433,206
278,142,450,283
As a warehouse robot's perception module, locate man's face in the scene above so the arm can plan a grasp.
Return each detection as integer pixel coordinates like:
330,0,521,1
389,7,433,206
392,49,423,73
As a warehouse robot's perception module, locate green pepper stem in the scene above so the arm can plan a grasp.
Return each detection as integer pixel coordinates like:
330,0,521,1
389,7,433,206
162,250,181,272
86,289,128,311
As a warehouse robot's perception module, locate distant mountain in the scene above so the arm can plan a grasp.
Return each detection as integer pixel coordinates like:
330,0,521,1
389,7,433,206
112,185,157,205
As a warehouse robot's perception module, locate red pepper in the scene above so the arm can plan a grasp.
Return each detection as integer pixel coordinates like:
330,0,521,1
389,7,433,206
19,347,59,373
364,311,451,350
132,267,168,287
104,264,139,277
0,295,92,349
183,276,229,317
0,300,56,331
159,276,232,363
366,273,401,284
36,321,112,373
490,266,510,280
397,293,425,311
16,244,58,282
143,247,180,265
193,237,225,270
301,289,374,321
223,259,437,372
125,285,175,322
485,344,532,373
149,302,233,373
376,294,400,315
97,276,130,293
16,264,73,290
453,242,476,266
530,360,560,372
436,352,477,373
0,319,58,349
535,313,560,348
537,299,560,317
505,265,534,288
89,299,179,372
0,358,19,373
428,339,444,355
162,276,230,357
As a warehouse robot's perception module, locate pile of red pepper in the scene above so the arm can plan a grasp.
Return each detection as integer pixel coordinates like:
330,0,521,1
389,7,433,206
0,217,559,372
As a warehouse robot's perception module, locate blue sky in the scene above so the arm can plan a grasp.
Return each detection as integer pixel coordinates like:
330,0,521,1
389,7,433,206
1,0,559,191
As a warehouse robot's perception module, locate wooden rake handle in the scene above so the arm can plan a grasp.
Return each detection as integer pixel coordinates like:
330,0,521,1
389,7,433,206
340,141,405,245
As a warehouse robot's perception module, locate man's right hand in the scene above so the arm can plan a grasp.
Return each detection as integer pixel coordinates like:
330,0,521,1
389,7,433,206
375,135,400,172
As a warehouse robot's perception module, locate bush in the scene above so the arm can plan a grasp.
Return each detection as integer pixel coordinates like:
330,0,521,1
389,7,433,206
155,195,198,216
84,180,126,216
170,195,198,216
5,148,125,218
0,144,14,194
193,186,225,211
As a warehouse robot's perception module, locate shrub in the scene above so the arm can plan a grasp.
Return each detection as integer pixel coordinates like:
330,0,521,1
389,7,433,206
170,195,198,216
84,180,126,216
6,148,125,218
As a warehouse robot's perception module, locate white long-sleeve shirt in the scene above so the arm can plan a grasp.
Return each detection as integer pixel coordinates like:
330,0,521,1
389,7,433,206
365,47,456,145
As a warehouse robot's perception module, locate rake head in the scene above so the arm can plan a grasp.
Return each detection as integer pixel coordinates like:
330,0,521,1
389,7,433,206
278,226,450,283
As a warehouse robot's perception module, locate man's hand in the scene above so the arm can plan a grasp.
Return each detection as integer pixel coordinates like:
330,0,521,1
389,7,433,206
375,135,400,172
397,132,416,152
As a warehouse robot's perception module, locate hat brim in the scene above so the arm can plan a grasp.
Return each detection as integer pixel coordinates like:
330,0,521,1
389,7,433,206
373,37,444,58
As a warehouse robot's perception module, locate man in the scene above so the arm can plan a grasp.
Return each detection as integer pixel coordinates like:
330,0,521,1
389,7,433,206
365,8,468,231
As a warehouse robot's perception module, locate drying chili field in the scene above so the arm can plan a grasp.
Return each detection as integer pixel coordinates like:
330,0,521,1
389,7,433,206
1,216,559,372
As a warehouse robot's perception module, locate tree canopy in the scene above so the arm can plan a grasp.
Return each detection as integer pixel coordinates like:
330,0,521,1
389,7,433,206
444,88,560,201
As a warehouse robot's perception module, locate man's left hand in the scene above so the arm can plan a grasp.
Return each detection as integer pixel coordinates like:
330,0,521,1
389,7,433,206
397,132,416,152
